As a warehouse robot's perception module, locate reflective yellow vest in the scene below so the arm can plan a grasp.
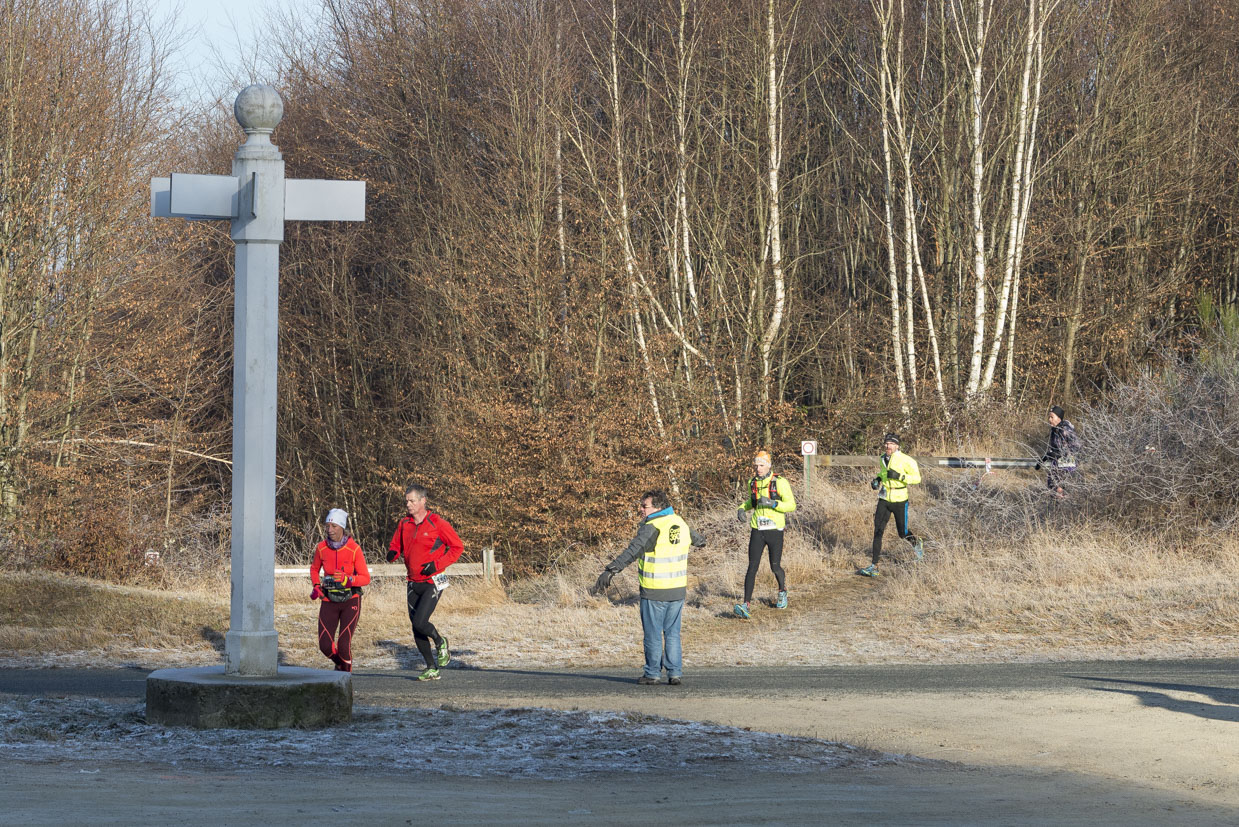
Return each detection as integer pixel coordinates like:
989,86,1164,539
638,513,691,593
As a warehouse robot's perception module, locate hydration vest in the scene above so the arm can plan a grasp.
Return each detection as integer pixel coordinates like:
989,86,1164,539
751,473,782,507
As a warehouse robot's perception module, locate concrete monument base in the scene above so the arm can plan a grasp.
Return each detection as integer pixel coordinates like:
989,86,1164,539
146,666,352,729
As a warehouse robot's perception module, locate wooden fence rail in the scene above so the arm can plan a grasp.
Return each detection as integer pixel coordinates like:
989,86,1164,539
273,546,501,581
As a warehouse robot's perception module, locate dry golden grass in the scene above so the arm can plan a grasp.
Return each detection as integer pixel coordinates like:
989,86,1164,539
6,471,1239,669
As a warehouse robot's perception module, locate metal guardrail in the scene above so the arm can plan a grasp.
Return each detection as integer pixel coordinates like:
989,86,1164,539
801,453,1039,493
810,455,1038,470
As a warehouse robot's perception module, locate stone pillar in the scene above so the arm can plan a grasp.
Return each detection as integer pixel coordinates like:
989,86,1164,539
224,84,285,676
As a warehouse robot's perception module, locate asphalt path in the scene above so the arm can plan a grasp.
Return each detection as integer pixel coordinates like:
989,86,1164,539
4,657,1239,705
8,659,1239,823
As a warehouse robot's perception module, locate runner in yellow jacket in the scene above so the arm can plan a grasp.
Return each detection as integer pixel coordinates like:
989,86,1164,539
858,433,922,577
733,450,796,618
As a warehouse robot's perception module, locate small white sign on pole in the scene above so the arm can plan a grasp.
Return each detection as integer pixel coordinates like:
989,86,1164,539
800,440,818,456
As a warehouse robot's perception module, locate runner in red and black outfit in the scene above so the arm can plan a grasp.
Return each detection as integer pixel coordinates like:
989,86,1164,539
387,483,464,680
310,508,371,672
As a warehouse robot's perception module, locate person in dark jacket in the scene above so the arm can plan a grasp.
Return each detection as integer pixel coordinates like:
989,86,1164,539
594,489,706,685
1037,405,1081,498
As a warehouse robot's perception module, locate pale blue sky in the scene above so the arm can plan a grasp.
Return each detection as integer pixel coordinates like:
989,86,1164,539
150,0,320,107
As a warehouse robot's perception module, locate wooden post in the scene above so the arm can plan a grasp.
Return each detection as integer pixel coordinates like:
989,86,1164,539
482,546,495,582
800,440,818,499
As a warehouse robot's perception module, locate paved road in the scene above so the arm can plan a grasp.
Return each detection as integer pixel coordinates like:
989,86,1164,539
7,659,1239,824
5,657,1238,704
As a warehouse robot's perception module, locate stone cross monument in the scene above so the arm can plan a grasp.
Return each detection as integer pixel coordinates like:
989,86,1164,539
150,85,364,680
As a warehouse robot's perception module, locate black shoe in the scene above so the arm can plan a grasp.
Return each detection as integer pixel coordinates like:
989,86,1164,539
668,676,682,686
637,675,660,685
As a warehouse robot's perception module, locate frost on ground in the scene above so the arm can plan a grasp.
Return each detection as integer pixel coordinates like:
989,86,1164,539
1,697,897,779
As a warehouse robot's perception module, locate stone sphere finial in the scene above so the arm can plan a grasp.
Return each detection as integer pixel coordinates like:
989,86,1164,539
234,84,284,135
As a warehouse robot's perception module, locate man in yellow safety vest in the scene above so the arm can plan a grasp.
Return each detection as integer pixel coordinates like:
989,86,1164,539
594,489,706,685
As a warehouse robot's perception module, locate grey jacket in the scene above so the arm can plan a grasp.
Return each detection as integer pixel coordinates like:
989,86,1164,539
605,508,705,602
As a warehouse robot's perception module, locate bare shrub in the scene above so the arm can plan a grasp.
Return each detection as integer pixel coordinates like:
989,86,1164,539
928,320,1239,549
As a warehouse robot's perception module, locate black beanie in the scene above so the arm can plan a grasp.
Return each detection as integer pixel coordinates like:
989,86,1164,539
882,432,900,445
1050,405,1065,420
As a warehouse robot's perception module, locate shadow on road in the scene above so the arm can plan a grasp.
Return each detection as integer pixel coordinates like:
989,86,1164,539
1072,675,1239,723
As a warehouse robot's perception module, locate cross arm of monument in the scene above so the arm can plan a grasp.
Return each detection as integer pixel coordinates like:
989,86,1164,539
150,173,365,222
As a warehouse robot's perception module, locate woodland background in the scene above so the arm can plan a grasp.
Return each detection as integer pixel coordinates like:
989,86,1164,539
3,0,1238,576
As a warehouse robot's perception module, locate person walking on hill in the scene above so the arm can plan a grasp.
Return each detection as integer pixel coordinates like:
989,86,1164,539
387,484,464,681
733,450,797,619
310,508,371,672
859,433,922,577
594,489,706,686
1037,405,1081,498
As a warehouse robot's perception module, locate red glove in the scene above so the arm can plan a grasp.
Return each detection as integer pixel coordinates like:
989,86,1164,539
310,585,322,601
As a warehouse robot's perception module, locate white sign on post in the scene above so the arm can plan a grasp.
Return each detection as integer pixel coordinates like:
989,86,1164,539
150,84,365,678
800,440,818,456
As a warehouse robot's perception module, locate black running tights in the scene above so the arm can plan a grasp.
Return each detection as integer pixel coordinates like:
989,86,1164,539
744,528,786,602
406,581,443,668
872,499,917,565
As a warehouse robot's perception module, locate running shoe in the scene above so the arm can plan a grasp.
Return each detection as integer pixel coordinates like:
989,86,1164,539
668,676,682,686
913,538,924,560
637,675,660,685
416,667,441,681
776,590,788,609
858,564,880,577
733,602,752,619
435,634,451,667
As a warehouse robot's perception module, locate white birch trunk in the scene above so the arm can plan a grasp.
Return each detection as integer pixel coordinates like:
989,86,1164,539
758,0,787,435
1004,4,1050,398
960,0,989,399
875,0,910,414
980,0,1042,393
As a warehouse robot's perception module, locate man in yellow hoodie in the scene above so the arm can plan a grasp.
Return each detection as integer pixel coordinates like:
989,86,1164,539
859,433,922,577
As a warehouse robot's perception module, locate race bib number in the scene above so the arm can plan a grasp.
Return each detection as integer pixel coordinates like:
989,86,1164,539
757,516,776,530
432,572,451,591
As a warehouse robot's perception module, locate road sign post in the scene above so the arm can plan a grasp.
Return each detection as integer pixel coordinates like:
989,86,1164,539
800,440,818,498
150,84,365,679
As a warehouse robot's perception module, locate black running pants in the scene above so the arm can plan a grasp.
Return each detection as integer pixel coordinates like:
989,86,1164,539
872,499,917,565
744,528,786,602
406,581,443,668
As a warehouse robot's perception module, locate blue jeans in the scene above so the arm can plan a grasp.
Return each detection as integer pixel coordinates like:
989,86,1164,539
639,598,683,678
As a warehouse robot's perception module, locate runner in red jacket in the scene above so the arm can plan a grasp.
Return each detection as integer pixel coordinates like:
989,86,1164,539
310,508,371,672
387,483,464,680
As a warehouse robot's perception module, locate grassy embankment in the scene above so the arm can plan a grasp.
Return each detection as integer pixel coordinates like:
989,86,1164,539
6,462,1238,669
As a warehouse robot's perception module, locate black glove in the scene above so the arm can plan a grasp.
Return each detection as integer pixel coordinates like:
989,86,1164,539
421,560,436,576
736,508,747,523
870,478,881,490
386,549,399,563
756,497,778,509
1034,462,1042,471
594,570,614,592
887,469,902,482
